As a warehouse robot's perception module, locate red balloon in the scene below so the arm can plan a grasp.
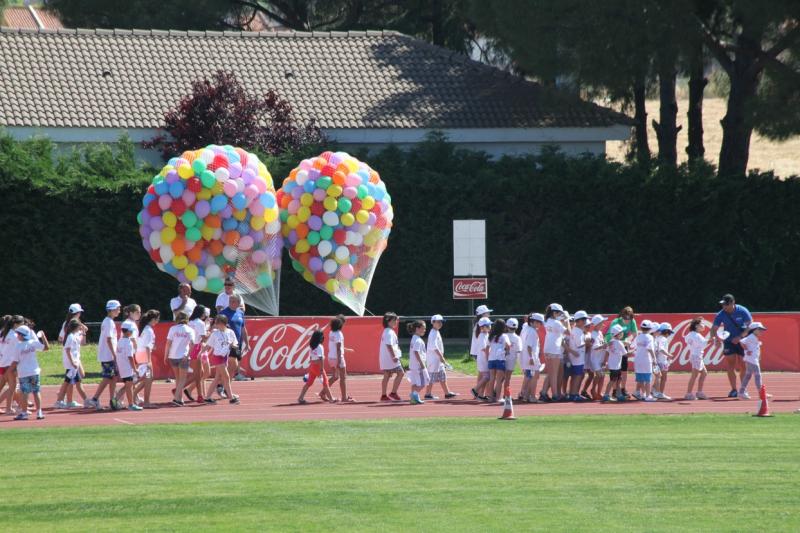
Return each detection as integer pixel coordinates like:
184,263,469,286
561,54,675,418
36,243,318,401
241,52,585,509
320,151,333,162
310,203,325,216
171,199,187,216
314,271,328,285
212,154,229,170
149,249,162,263
147,201,161,216
175,221,187,234
321,164,336,177
147,184,156,195
187,177,202,193
350,198,362,211
333,230,346,244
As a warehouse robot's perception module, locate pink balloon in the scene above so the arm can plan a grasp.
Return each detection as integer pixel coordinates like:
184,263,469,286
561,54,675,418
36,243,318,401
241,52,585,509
253,178,267,194
245,184,259,200
249,201,265,216
337,263,354,280
181,190,196,207
223,180,237,198
299,159,313,170
312,188,327,201
288,199,300,214
158,195,172,210
229,162,243,179
251,249,267,264
343,187,357,199
237,235,254,251
345,173,361,187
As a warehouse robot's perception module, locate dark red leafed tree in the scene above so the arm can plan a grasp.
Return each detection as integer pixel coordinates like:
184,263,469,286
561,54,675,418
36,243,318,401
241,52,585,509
145,70,322,158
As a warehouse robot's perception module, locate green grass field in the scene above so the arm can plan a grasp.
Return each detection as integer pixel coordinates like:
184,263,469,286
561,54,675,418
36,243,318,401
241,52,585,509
1,415,798,532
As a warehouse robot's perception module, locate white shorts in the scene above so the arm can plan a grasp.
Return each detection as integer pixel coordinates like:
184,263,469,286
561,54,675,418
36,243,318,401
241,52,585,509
476,354,489,373
657,360,670,372
327,356,346,369
407,368,430,387
589,353,604,372
691,357,705,371
545,352,563,360
505,354,517,372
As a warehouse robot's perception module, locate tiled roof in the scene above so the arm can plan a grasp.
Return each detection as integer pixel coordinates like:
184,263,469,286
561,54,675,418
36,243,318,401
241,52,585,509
1,6,63,30
0,28,631,130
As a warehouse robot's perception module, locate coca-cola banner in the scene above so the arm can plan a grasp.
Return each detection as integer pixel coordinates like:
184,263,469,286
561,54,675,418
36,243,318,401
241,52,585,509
147,316,384,379
453,278,488,299
621,313,800,371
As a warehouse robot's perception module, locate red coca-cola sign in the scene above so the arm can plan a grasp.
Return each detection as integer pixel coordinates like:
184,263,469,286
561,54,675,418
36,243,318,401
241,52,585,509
453,278,488,299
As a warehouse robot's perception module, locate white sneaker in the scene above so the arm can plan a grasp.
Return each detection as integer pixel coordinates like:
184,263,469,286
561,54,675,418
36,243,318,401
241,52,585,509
67,401,82,408
696,392,708,400
54,400,67,409
684,393,696,400
644,395,656,402
660,394,672,400
739,391,751,400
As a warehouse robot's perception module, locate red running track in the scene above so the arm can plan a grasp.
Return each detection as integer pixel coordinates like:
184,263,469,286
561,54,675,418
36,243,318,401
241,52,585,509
1,373,798,428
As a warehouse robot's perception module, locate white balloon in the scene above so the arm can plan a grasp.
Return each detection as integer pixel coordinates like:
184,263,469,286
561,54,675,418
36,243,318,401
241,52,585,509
193,276,207,291
351,232,364,246
200,149,215,164
159,244,174,263
317,240,333,257
357,224,370,235
323,259,338,274
235,178,245,193
212,227,223,240
335,246,349,261
266,220,281,234
223,245,238,262
149,232,162,250
206,264,222,279
322,211,339,227
214,167,230,182
296,170,308,185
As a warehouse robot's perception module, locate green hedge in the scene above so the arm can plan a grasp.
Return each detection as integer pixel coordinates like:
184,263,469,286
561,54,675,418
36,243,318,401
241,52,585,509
2,133,799,336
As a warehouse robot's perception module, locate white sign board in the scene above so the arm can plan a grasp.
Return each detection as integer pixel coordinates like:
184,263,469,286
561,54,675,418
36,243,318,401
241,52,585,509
453,220,486,276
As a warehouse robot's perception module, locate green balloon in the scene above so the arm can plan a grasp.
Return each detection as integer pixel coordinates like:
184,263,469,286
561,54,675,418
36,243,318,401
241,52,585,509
356,185,368,199
257,272,273,287
279,210,289,222
136,211,143,225
182,210,198,228
292,259,304,273
337,198,352,213
200,170,216,188
320,225,334,240
153,175,164,185
215,255,227,267
207,277,224,294
192,159,206,175
317,176,332,190
307,231,321,245
185,227,202,242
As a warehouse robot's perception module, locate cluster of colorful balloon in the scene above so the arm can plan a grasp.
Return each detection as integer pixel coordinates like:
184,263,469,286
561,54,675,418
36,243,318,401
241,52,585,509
277,151,393,315
137,145,282,315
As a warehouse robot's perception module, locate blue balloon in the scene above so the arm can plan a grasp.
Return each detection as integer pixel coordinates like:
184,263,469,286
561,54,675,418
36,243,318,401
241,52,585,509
232,192,247,210
167,157,179,167
164,262,178,274
222,218,239,231
237,221,250,234
303,180,316,193
154,181,169,195
210,194,228,213
143,193,156,207
259,193,276,208
283,181,296,194
168,180,184,199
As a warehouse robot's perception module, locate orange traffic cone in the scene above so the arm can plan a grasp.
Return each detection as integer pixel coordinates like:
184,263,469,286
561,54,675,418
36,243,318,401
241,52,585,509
498,396,516,420
754,384,773,417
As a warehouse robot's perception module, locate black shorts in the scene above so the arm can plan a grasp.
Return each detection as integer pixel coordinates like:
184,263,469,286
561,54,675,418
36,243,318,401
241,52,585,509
609,369,622,380
620,356,629,372
229,346,242,361
121,376,134,383
100,361,118,379
723,343,744,356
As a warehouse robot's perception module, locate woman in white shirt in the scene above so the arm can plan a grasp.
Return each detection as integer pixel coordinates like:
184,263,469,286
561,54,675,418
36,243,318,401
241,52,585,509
541,303,571,402
684,318,709,400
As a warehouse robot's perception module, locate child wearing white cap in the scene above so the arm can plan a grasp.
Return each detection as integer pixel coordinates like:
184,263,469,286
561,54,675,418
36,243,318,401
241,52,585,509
406,320,429,404
632,320,657,401
603,325,632,402
471,317,492,400
503,318,522,400
10,326,45,420
684,317,709,400
653,323,674,400
54,319,88,409
518,313,544,403
566,311,590,401
541,304,570,402
116,323,142,411
86,300,122,410
487,319,511,402
738,322,767,399
58,303,85,344
327,315,354,403
469,305,492,360
425,315,456,400
583,315,608,401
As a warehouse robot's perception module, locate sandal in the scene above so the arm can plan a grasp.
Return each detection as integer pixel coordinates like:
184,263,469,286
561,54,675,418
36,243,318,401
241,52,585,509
344,396,356,403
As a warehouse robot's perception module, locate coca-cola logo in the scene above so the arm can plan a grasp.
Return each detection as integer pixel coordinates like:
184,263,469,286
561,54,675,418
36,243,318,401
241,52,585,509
664,318,725,367
453,278,488,298
248,322,329,372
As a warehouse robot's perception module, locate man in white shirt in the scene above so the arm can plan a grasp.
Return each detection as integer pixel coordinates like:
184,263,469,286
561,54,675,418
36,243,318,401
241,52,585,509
215,279,245,313
171,283,197,320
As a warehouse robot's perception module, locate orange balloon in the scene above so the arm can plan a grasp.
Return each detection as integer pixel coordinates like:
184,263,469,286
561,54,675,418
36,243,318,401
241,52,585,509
171,238,186,256
279,194,292,209
186,245,203,263
208,239,224,256
295,223,309,239
369,171,380,184
205,214,221,228
313,157,325,170
289,168,298,180
332,171,346,186
181,150,196,163
299,253,311,268
223,231,239,246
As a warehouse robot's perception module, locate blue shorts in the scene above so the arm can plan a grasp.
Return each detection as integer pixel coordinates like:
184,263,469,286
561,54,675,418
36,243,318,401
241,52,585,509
100,361,118,379
64,369,81,384
635,372,652,383
524,369,533,378
570,364,585,376
488,360,506,371
19,375,40,394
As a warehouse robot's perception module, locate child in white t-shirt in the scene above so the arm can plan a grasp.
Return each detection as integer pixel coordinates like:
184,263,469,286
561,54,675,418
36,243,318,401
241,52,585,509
471,317,492,400
541,303,570,402
298,330,334,404
603,325,632,402
87,300,122,411
632,320,656,401
566,311,589,401
183,306,211,404
116,323,142,411
379,312,403,402
425,314,456,400
684,318,709,400
503,318,522,401
11,326,45,420
738,322,767,399
54,319,88,409
0,315,24,414
165,311,197,407
406,320,429,405
583,315,608,401
327,315,354,403
487,319,511,402
653,323,674,400
202,315,239,404
519,313,544,403
132,310,160,408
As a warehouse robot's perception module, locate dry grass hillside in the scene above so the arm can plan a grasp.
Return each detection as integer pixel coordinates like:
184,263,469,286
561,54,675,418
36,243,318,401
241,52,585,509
606,97,799,178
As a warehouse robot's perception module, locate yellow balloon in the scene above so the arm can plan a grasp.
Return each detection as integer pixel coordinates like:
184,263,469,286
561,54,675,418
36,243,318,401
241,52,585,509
201,225,215,241
340,213,355,226
250,216,266,230
323,197,338,211
302,270,314,283
161,227,177,244
356,210,369,224
295,239,310,254
345,159,358,172
264,207,279,223
184,264,199,280
362,196,375,210
352,277,367,293
281,224,292,237
233,209,247,221
297,206,311,222
364,229,381,247
197,189,212,200
300,193,314,207
325,279,339,294
177,164,193,179
327,185,343,198
172,255,189,270
162,211,177,228
287,214,299,229
160,165,174,177
211,182,223,195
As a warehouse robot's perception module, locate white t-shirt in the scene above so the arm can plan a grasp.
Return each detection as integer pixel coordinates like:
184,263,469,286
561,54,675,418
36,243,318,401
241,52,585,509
469,325,484,356
139,325,156,352
97,317,118,363
476,332,489,372
0,332,18,367
520,327,540,370
425,329,444,372
170,296,197,319
167,323,196,359
207,328,237,356
655,335,669,363
488,333,509,361
58,321,68,343
506,332,521,366
328,330,344,364
62,332,82,371
189,318,208,344
215,292,246,311
607,339,626,370
684,331,708,360
310,344,324,361
14,338,44,378
378,327,400,370
633,332,654,373
409,335,426,370
543,318,566,355
568,327,586,365
741,334,761,365
116,337,135,379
